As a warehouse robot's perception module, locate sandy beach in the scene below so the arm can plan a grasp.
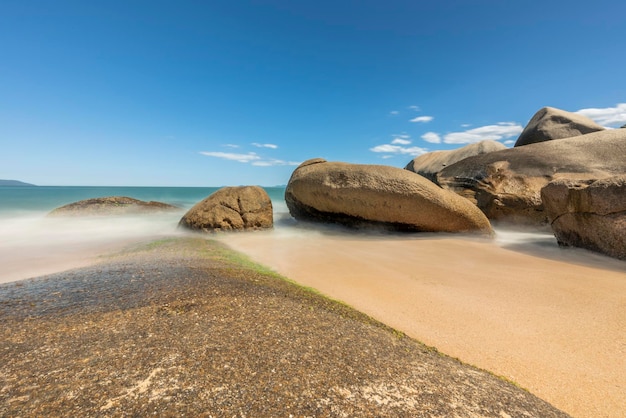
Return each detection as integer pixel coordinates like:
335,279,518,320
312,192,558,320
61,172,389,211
220,227,626,418
0,237,568,417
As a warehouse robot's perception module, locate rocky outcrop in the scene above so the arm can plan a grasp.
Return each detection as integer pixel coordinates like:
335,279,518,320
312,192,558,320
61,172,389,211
405,140,507,182
514,106,604,147
285,158,493,234
48,196,178,216
179,186,273,232
541,176,626,260
436,129,626,226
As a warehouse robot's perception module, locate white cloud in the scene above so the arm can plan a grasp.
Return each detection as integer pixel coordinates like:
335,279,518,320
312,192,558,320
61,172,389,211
391,138,411,145
200,151,261,163
252,143,278,149
370,144,428,156
421,132,441,144
575,103,626,127
409,115,434,123
224,144,240,148
443,122,523,144
252,159,301,167
503,139,515,146
408,105,421,111
389,110,399,115
200,151,300,167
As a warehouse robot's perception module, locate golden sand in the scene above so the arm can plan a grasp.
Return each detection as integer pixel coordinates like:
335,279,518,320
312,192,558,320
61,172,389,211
220,228,626,418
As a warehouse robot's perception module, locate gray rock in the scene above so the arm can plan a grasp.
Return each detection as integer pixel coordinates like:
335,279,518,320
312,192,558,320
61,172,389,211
48,196,178,216
514,106,604,147
405,140,507,182
541,176,626,260
285,158,493,234
179,186,273,232
436,129,626,226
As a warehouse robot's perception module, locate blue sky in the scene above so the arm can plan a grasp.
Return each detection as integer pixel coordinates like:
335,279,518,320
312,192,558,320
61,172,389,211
1,0,625,186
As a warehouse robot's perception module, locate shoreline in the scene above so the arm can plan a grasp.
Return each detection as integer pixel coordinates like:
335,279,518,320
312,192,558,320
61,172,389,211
219,228,626,418
2,226,625,417
0,237,567,417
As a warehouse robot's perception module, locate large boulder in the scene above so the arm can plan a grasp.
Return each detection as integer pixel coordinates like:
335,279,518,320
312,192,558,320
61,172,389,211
285,158,493,235
405,140,507,182
436,129,626,226
179,186,273,232
541,176,626,260
48,196,178,216
514,106,604,147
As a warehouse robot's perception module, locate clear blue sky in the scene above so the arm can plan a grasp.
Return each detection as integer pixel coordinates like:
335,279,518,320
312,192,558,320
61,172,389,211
1,0,625,186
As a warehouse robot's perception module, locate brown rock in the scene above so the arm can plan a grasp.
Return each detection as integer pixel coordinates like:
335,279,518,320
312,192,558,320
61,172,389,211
285,158,493,234
514,106,604,147
541,176,626,259
436,129,626,226
405,140,507,182
179,186,273,232
48,196,178,216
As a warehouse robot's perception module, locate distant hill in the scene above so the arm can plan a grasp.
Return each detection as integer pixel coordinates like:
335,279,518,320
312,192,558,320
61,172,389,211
0,179,37,186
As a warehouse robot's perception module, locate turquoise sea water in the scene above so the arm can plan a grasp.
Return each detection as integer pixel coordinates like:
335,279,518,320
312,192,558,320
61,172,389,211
0,186,288,216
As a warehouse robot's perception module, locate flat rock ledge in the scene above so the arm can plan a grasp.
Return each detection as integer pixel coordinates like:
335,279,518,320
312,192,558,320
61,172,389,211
0,237,568,417
48,196,178,216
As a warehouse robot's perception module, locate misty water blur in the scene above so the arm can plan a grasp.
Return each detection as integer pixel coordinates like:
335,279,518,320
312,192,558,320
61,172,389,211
0,211,187,283
2,184,621,284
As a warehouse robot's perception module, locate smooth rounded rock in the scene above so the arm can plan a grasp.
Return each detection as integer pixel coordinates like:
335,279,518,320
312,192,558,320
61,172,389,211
514,106,604,147
179,186,273,232
285,158,493,234
405,140,506,183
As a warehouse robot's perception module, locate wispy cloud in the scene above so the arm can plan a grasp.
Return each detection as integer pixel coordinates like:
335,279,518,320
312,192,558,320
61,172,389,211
370,144,428,155
200,151,299,167
252,159,301,167
391,138,411,145
370,134,428,156
408,105,420,111
409,115,434,123
421,132,441,144
442,122,523,144
223,144,240,148
389,110,399,115
252,142,278,149
576,103,626,127
200,151,261,163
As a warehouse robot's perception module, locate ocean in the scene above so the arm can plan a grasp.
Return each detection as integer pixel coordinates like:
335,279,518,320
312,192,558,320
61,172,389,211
0,186,289,283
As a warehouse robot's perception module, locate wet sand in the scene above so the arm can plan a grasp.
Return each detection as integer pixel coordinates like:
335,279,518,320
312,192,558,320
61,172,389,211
220,228,626,418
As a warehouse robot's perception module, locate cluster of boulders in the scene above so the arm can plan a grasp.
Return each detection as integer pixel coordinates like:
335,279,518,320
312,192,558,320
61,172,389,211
50,106,625,260
283,106,625,260
402,106,626,259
